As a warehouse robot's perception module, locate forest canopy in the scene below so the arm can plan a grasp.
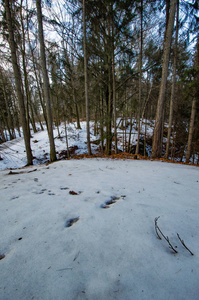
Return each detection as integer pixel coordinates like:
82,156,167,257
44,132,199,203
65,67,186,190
0,0,198,164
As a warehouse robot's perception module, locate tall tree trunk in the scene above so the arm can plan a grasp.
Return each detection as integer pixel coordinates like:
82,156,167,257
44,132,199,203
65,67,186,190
136,0,143,155
112,17,117,154
0,78,15,139
36,0,56,162
152,0,177,158
5,0,32,165
100,87,104,154
113,50,117,154
83,0,91,155
185,36,199,163
27,25,48,130
186,98,196,163
74,96,81,129
165,0,179,159
105,57,113,155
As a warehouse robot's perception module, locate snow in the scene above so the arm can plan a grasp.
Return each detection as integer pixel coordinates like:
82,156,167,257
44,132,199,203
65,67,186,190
0,122,199,300
0,120,153,171
0,122,100,170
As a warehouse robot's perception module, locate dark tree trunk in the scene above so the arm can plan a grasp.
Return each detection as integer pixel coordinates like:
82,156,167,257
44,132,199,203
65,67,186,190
36,0,56,162
83,0,91,155
165,0,179,159
5,0,32,165
152,0,177,158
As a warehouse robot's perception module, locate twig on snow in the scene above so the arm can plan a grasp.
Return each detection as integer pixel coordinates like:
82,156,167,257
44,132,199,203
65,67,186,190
177,233,194,256
154,216,178,254
154,216,162,240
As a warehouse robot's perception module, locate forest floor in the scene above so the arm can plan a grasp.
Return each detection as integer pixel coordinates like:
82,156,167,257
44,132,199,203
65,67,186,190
0,122,199,299
0,120,197,170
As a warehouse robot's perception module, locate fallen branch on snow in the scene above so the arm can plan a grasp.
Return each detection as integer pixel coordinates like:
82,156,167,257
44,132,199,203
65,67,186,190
8,169,37,175
154,216,162,240
177,233,194,255
154,216,178,254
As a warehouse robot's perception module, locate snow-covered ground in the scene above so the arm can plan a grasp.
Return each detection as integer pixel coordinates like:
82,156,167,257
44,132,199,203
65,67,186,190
0,122,99,170
0,120,153,171
0,121,199,300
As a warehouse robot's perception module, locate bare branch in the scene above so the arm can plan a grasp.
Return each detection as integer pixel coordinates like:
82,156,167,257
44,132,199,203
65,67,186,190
154,216,178,254
154,216,162,240
177,233,194,256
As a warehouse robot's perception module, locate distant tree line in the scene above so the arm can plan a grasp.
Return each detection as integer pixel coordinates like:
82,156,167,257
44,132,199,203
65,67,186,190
0,0,198,164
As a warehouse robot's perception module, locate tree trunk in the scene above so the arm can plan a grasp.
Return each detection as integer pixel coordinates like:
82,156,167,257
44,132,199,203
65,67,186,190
186,36,199,162
112,17,117,154
5,0,32,165
152,0,177,158
113,50,117,154
186,98,196,163
83,0,91,155
105,58,113,155
36,0,56,162
136,0,143,155
165,0,179,159
27,26,48,130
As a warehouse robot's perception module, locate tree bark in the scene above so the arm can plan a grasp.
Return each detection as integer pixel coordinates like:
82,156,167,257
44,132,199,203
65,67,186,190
185,36,199,162
36,0,56,162
136,0,143,155
5,0,32,165
112,16,117,154
165,0,179,159
186,98,196,163
152,0,177,158
83,0,91,155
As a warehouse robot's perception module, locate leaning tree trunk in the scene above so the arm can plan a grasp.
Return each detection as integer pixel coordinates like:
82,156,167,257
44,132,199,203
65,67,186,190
5,0,32,165
83,0,91,155
152,0,177,158
36,0,56,162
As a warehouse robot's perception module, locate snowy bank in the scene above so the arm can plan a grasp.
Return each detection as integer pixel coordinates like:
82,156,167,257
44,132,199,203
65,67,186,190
0,159,198,300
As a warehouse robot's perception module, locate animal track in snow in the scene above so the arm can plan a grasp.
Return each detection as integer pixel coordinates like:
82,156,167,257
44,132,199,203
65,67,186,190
0,253,5,260
65,217,79,227
101,196,121,208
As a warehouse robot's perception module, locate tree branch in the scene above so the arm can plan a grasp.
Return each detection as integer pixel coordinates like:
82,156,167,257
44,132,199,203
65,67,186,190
177,233,194,255
154,216,178,254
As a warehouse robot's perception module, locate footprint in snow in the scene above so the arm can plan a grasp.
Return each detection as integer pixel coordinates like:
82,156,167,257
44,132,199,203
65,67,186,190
65,217,79,228
0,254,5,260
101,196,120,208
10,196,19,200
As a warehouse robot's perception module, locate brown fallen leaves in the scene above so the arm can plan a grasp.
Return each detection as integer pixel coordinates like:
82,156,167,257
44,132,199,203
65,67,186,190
69,152,199,167
69,190,78,195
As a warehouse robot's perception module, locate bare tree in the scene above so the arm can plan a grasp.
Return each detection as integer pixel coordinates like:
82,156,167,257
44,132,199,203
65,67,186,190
36,0,56,162
186,37,199,163
165,0,179,159
152,0,177,158
136,0,143,155
5,0,32,165
83,0,91,155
